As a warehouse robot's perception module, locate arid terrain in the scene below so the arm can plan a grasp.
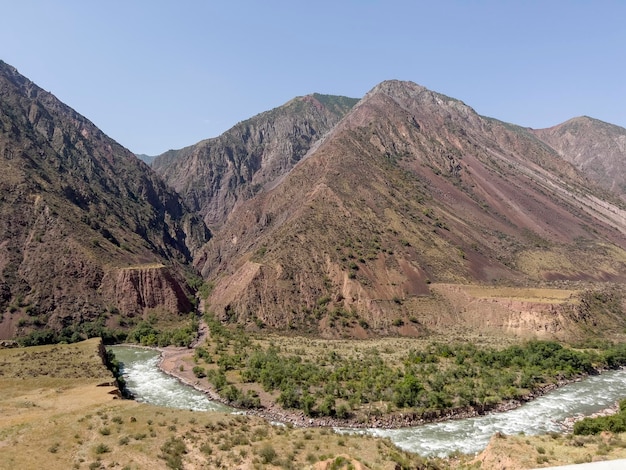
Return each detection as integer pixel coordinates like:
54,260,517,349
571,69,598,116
0,339,446,469
3,339,626,469
2,60,626,468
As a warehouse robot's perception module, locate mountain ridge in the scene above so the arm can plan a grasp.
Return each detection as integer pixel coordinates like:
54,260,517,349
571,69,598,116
2,61,626,343
0,60,210,340
152,92,358,229
194,79,626,339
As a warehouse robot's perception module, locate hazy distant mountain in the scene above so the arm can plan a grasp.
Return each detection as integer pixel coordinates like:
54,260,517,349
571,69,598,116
135,153,157,165
533,116,626,200
0,60,210,339
195,80,626,338
152,93,358,229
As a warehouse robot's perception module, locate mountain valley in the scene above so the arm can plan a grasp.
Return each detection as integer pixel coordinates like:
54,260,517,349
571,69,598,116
180,81,626,340
1,62,626,344
3,59,626,468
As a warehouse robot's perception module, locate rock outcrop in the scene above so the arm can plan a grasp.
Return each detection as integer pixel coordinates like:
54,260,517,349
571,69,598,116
100,265,193,317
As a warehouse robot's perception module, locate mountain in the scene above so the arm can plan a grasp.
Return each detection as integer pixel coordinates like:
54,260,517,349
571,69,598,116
3,64,624,343
0,61,210,340
152,93,358,229
195,80,626,339
135,153,157,165
532,116,626,199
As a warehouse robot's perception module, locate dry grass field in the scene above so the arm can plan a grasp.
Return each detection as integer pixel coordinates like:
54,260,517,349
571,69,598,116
476,432,626,469
4,338,626,469
0,339,438,469
460,286,578,304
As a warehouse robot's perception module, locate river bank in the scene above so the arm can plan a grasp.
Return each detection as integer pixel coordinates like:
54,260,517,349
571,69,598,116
111,343,626,457
154,344,612,430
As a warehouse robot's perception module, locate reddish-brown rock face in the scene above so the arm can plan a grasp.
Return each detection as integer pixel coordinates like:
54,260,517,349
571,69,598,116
101,265,193,318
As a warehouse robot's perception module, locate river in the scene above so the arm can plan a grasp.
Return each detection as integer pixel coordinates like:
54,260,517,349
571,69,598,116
110,346,231,412
109,345,626,457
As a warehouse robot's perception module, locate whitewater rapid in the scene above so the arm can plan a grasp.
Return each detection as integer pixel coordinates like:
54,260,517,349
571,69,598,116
110,346,231,412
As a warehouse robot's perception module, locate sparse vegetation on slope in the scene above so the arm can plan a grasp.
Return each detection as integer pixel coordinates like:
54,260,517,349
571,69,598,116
476,430,626,468
197,80,626,338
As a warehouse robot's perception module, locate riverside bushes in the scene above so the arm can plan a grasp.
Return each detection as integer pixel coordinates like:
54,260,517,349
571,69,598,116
574,399,626,435
198,314,626,419
126,314,199,347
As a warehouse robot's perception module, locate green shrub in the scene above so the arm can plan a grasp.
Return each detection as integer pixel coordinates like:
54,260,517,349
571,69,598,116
192,366,206,378
94,443,110,454
258,443,277,464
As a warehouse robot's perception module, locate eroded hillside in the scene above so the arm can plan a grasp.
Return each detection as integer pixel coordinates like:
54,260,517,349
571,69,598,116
196,80,626,339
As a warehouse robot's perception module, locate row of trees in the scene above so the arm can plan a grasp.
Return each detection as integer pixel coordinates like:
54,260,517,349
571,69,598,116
18,312,200,347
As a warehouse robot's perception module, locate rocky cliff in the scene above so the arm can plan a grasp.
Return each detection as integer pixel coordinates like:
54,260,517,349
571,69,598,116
153,93,358,228
100,265,193,318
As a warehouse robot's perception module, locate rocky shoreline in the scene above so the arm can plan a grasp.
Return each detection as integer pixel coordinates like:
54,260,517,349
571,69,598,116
153,344,616,430
559,403,620,433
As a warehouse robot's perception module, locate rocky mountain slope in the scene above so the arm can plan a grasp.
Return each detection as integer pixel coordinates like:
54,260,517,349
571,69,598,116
196,80,626,339
2,62,625,343
0,61,210,339
152,93,358,229
533,116,626,199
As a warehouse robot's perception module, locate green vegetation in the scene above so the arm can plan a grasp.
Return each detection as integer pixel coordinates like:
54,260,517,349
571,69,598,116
187,275,213,300
18,307,201,350
196,314,626,420
18,316,128,346
574,399,626,435
126,314,199,347
7,338,626,469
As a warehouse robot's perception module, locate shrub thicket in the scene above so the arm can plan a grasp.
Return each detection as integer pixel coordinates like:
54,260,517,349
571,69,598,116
198,313,626,418
574,399,626,435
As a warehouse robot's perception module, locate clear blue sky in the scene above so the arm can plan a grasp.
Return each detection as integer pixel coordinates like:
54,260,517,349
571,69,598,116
2,1,625,155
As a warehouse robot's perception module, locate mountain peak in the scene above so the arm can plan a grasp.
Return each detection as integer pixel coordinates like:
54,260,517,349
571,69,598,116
355,79,478,123
367,79,427,95
533,115,626,198
153,92,358,228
